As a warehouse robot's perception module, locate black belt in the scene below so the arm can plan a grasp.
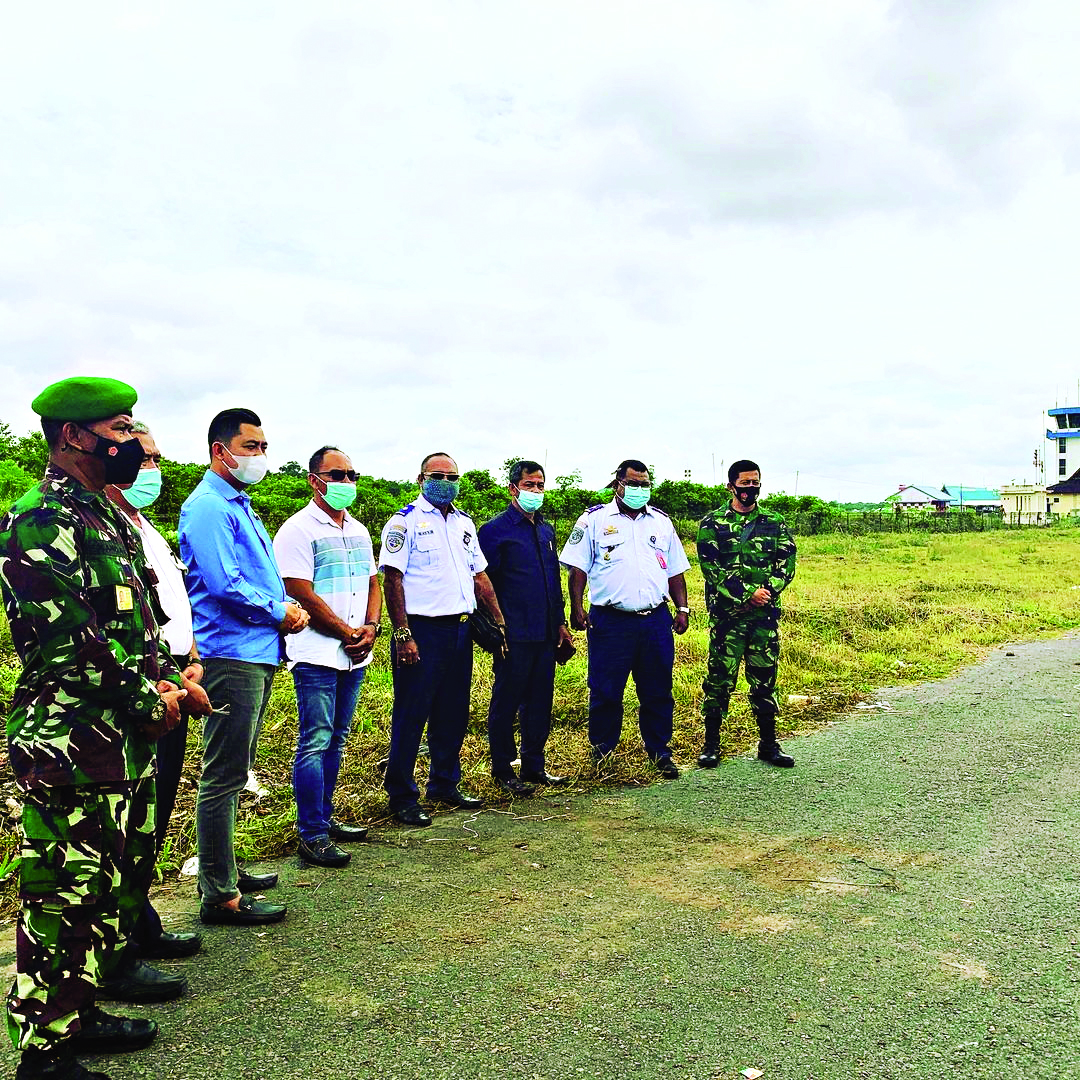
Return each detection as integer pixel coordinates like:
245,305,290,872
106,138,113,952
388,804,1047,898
410,613,470,624
596,604,664,617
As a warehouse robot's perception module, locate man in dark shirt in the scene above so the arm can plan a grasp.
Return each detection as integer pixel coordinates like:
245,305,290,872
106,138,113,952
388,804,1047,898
478,461,575,795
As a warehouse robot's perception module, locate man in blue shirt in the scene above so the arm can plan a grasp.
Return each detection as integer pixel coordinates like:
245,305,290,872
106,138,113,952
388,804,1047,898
478,461,574,795
179,408,309,926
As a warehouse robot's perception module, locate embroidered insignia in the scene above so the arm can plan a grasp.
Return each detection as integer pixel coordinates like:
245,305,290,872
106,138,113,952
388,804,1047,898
568,526,584,545
603,524,618,535
384,528,406,553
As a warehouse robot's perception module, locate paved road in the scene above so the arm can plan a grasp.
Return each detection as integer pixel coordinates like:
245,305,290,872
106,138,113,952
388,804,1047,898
3,635,1079,1079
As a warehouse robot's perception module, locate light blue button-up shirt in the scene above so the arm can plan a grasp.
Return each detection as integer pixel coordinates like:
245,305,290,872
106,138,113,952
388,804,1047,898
179,470,287,665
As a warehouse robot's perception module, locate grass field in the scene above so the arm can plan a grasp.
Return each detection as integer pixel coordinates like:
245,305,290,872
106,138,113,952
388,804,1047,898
1,527,1079,891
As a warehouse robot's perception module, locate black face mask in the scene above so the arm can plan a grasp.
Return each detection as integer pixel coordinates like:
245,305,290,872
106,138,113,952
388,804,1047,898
78,428,145,485
734,485,760,507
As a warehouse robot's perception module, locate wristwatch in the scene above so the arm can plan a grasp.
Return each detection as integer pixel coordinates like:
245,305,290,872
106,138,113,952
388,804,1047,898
675,606,690,614
363,621,382,638
391,626,413,643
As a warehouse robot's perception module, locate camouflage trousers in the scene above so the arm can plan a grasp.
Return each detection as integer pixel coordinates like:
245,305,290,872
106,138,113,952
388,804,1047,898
7,777,156,1051
702,610,781,724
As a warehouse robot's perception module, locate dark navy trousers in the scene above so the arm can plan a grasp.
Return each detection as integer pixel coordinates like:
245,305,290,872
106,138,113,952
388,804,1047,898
133,677,189,952
385,615,473,811
488,639,556,780
586,605,675,758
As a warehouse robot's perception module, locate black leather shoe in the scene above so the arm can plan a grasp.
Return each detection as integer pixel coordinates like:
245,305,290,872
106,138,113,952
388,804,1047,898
200,894,287,925
298,837,351,868
758,741,795,768
16,1047,109,1080
237,870,278,892
697,743,720,768
136,930,202,960
98,960,187,1004
72,1007,157,1053
428,788,483,810
328,818,369,842
519,770,567,786
393,804,432,827
651,755,680,780
494,776,535,797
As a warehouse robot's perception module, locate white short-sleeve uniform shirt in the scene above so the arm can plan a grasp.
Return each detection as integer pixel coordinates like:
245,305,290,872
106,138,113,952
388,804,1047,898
378,495,486,617
559,499,690,612
273,501,377,670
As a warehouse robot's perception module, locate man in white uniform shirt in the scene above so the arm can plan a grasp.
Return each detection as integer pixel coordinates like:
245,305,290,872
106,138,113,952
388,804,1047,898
106,422,211,973
273,447,381,868
378,451,506,827
559,459,691,778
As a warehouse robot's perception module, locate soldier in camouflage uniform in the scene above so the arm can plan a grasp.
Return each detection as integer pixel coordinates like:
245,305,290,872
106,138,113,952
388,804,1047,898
696,459,797,769
0,378,192,1080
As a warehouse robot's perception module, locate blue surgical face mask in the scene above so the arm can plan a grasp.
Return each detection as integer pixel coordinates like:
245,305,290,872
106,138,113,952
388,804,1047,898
423,477,460,506
515,489,544,513
124,468,162,509
619,484,651,510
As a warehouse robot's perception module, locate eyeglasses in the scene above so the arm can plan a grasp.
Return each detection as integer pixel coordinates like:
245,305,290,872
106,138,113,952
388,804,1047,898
620,479,650,488
316,469,358,482
424,471,460,483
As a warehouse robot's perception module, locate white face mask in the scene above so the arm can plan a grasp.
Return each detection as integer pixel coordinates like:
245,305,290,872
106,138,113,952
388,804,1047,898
222,448,269,486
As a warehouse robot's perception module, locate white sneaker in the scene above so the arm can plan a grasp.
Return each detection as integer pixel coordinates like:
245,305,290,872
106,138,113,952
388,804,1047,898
243,770,269,799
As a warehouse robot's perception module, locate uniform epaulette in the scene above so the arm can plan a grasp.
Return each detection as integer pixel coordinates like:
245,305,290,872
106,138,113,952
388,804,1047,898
650,506,670,518
585,504,604,514
395,503,415,517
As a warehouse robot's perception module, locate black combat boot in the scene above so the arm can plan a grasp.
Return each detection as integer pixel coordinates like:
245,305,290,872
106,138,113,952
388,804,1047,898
756,716,794,768
16,1046,110,1080
697,714,722,768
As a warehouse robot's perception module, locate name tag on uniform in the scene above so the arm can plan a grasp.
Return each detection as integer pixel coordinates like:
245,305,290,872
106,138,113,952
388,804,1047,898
115,585,134,612
655,551,667,570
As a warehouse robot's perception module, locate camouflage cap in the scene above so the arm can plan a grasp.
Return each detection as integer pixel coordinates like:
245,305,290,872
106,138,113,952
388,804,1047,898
31,377,138,422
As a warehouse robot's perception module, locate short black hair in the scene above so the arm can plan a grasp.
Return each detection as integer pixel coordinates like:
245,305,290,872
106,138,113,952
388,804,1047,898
728,459,760,484
208,408,262,452
40,418,66,450
509,460,544,486
420,451,456,473
309,446,342,475
609,458,649,485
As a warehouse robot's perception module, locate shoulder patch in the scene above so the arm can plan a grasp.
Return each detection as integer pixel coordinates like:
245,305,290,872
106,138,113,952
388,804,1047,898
383,527,406,553
567,526,585,545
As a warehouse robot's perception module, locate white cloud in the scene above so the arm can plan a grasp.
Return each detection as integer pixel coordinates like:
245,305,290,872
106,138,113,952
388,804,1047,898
1,0,1078,502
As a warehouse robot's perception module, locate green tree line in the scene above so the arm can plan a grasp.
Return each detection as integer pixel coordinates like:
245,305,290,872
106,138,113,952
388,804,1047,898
0,420,855,541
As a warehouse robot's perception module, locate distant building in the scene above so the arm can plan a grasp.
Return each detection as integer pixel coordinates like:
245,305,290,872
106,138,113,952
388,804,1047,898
883,484,951,511
943,485,1001,513
1000,483,1048,525
1047,406,1080,482
1046,471,1080,516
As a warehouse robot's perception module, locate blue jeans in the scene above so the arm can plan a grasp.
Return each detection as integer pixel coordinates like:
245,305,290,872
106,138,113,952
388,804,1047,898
291,663,366,843
586,605,675,758
385,615,473,811
197,658,276,904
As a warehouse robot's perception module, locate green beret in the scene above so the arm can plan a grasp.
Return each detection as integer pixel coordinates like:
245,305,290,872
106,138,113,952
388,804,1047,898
31,377,138,422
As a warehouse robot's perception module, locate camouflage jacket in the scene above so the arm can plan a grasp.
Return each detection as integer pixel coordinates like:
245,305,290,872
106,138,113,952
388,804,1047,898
696,503,797,617
0,465,181,791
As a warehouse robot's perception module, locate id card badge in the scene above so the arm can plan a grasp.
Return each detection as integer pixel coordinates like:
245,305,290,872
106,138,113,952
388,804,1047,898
115,585,134,612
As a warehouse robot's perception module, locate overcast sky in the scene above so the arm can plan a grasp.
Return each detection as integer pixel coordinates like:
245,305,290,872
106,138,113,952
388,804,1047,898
2,0,1079,502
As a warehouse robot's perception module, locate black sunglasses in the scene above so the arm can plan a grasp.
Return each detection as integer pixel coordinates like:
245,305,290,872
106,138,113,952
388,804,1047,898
424,471,461,483
316,469,358,482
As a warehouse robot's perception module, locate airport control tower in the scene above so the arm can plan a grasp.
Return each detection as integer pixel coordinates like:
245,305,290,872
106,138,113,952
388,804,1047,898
1047,406,1080,482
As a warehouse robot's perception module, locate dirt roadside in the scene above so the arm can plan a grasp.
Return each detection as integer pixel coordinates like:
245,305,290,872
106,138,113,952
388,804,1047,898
2,634,1079,1080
